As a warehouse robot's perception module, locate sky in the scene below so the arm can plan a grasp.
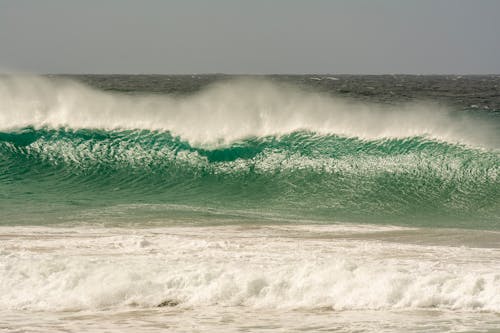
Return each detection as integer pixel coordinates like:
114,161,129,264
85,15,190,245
0,0,499,74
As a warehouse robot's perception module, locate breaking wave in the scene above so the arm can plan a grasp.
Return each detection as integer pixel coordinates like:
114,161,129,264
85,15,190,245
0,76,499,228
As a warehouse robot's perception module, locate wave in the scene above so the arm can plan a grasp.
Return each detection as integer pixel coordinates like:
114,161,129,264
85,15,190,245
0,76,499,228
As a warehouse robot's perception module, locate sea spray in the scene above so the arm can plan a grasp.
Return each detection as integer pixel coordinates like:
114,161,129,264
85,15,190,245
0,75,497,147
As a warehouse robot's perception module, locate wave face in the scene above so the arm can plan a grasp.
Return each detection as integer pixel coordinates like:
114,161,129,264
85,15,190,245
0,76,499,228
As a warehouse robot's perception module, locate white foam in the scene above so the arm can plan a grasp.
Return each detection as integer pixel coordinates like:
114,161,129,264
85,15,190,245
1,225,499,312
0,75,496,148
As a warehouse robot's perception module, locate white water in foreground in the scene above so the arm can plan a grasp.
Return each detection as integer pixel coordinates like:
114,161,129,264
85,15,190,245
1,224,499,332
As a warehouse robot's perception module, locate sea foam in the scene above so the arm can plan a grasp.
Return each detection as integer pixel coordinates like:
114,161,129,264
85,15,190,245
1,226,499,312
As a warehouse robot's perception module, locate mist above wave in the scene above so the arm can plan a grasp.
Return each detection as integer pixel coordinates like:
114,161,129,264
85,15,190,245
0,75,497,148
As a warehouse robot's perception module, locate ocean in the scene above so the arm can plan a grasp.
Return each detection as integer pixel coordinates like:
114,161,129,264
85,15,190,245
0,74,499,332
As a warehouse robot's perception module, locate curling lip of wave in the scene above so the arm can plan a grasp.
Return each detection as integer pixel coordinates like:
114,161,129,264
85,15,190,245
0,75,497,148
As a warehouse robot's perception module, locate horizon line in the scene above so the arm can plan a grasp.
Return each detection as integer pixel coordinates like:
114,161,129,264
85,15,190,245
2,72,500,76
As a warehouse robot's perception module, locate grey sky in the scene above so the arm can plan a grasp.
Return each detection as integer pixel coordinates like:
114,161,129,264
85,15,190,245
1,0,499,74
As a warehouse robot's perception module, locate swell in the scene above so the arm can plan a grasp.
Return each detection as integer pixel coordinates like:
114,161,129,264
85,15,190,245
1,128,499,228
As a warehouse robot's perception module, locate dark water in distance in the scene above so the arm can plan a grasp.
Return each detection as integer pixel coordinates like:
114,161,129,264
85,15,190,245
69,74,500,111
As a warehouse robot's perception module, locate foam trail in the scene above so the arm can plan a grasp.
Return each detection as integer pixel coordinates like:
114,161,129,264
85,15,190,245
1,226,499,312
0,75,497,147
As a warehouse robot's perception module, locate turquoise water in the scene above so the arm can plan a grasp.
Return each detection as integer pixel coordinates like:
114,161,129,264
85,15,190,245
1,127,498,228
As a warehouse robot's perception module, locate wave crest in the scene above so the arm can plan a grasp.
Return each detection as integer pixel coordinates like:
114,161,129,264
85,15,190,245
0,75,498,147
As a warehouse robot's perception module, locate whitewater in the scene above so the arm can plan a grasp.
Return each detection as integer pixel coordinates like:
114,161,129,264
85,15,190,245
0,75,499,332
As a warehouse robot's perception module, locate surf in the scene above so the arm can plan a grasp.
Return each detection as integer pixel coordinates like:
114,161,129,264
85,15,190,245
1,225,499,312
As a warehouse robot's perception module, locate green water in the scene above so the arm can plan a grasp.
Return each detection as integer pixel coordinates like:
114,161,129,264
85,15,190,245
1,127,498,228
